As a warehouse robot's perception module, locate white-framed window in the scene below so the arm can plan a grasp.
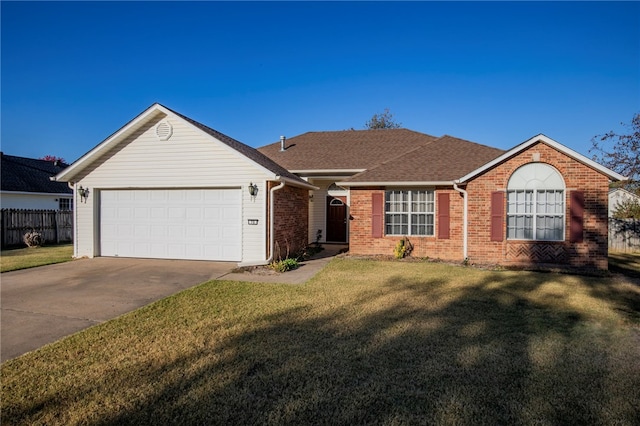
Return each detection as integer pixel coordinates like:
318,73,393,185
506,163,565,241
59,198,73,211
385,190,434,236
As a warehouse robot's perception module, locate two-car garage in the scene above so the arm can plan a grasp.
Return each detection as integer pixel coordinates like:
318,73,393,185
53,103,314,264
100,189,242,261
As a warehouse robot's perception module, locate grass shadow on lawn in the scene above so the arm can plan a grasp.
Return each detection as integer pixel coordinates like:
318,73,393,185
3,260,640,425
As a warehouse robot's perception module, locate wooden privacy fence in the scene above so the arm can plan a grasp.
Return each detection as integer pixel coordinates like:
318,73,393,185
609,218,640,252
1,209,73,249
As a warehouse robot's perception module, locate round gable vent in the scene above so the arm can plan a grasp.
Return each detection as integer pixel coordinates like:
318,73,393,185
155,121,173,141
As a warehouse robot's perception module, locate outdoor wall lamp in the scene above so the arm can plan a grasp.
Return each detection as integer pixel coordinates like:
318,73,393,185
248,183,258,197
77,185,90,203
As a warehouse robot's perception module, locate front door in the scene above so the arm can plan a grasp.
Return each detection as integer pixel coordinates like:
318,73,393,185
326,196,347,242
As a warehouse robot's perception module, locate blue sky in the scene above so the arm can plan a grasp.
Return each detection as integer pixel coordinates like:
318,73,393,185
2,1,638,164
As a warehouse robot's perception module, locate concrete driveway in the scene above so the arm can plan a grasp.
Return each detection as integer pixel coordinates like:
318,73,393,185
1,257,234,362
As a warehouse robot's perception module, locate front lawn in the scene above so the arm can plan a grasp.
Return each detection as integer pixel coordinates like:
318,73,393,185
2,259,639,425
0,244,74,273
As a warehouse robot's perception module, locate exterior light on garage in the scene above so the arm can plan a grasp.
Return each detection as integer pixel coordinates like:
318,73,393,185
248,183,258,197
77,186,90,203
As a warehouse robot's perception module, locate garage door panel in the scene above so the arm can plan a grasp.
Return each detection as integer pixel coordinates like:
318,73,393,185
101,189,242,261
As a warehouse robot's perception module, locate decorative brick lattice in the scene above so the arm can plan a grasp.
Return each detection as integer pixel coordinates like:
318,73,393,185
506,243,568,263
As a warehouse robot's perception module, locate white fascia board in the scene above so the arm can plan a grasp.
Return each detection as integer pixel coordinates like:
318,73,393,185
457,134,627,184
338,181,454,187
276,176,319,190
54,103,167,182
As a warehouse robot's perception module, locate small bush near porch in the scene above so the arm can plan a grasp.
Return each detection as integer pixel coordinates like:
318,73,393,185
2,259,639,425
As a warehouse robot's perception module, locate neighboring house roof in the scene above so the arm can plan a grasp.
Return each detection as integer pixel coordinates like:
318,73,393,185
341,135,505,185
54,104,314,189
1,153,72,194
257,129,439,173
609,187,640,198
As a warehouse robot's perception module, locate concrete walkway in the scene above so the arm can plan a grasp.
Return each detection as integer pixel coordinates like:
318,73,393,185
218,244,348,284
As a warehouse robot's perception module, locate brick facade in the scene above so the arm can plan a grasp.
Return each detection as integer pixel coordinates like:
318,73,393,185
348,142,610,270
269,182,309,261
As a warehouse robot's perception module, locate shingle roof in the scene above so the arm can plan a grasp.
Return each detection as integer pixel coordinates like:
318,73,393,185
258,129,439,171
343,135,506,183
161,105,306,185
1,153,72,194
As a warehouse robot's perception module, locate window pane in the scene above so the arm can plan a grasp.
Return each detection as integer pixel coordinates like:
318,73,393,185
386,213,408,235
536,215,563,241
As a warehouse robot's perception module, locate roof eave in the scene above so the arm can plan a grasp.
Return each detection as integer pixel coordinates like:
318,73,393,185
291,169,367,175
338,181,455,187
456,134,627,184
276,176,319,190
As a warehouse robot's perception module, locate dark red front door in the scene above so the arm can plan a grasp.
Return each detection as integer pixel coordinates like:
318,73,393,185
326,196,347,242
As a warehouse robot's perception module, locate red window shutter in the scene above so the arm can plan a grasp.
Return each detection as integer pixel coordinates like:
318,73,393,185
570,190,584,243
490,191,504,242
438,193,450,239
372,193,384,238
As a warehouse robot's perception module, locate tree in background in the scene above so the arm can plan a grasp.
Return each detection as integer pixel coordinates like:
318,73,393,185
40,155,66,164
590,113,640,194
364,108,402,129
611,197,640,219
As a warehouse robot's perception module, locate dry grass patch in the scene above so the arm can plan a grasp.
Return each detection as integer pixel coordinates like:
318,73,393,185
2,259,640,425
609,251,640,277
1,244,73,272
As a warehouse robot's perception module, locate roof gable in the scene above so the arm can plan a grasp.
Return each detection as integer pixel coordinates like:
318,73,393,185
258,129,438,172
457,134,626,183
340,135,505,185
54,104,312,188
1,153,72,194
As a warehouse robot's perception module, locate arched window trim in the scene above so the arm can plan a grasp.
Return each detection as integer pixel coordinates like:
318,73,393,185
506,163,565,241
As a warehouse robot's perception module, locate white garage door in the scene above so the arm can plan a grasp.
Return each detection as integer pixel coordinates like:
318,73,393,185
100,189,242,261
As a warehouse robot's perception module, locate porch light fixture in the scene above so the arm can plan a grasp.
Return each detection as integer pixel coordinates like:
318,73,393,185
248,183,258,197
77,185,90,203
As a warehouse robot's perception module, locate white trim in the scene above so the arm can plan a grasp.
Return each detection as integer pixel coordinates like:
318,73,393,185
453,183,468,260
338,181,453,187
275,175,318,190
457,134,627,184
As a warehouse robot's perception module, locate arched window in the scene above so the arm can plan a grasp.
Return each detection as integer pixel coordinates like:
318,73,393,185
507,163,565,241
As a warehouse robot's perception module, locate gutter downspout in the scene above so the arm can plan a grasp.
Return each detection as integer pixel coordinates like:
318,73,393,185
68,182,78,258
453,181,468,261
237,179,286,267
266,180,286,264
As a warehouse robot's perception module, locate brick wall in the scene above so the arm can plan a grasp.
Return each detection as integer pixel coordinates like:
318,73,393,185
348,142,610,270
269,182,309,261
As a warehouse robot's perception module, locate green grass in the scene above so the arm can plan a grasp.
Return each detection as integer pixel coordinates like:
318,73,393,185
0,244,74,273
609,251,640,277
2,259,640,425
